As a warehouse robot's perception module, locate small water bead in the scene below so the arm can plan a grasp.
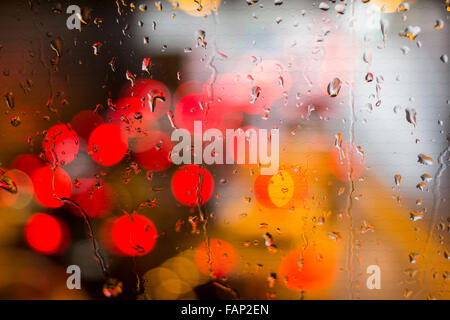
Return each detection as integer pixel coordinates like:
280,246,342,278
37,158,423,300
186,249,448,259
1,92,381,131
421,174,432,182
92,42,102,56
416,181,426,191
103,278,123,298
405,108,417,126
417,154,433,166
398,2,410,12
399,26,421,40
319,2,330,11
0,171,18,194
327,78,341,97
335,4,345,14
394,174,402,186
4,92,14,109
365,72,373,82
409,252,421,264
434,19,444,30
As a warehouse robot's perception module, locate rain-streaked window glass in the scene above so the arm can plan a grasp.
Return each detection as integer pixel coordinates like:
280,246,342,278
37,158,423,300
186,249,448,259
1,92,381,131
0,0,448,300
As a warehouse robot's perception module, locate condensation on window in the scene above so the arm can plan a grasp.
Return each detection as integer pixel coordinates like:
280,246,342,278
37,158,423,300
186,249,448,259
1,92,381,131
0,0,448,300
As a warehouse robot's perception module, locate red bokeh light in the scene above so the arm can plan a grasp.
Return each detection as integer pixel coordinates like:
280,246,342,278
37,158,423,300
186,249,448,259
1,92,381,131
133,131,173,171
88,123,128,166
32,166,72,208
70,110,104,149
71,178,114,218
195,238,236,278
24,213,70,255
174,92,243,134
108,96,151,138
174,94,221,133
107,214,157,256
42,124,79,166
171,165,214,207
120,79,171,121
11,154,45,177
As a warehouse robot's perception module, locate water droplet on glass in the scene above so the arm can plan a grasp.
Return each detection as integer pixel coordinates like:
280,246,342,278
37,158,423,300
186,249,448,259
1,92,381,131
417,153,433,166
103,278,123,298
409,252,421,264
363,51,372,64
401,46,410,55
92,42,102,56
0,171,18,194
416,181,426,191
335,4,345,14
327,78,341,97
394,174,402,186
399,26,421,40
154,1,162,11
10,115,21,127
434,19,444,30
142,58,152,74
319,2,330,11
405,108,417,126
50,39,62,57
250,86,261,104
420,173,432,182
398,2,410,12
4,91,14,109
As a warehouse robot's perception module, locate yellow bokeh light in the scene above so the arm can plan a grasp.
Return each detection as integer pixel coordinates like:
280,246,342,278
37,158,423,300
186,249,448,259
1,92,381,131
268,170,294,208
170,0,221,17
368,0,403,13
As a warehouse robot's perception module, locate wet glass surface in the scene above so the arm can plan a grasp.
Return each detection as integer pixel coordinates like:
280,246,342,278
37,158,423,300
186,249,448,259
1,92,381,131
0,0,448,300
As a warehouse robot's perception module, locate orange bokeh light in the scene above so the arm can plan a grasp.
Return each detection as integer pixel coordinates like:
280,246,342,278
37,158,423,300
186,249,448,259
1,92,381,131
195,238,236,278
279,242,337,291
329,142,365,182
254,169,308,209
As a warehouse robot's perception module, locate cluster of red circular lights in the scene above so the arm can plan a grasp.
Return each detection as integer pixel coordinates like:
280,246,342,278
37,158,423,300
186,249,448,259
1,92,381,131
17,124,77,255
19,65,316,269
107,79,173,172
3,153,72,256
149,63,292,276
95,80,176,257
16,125,73,255
17,79,170,256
